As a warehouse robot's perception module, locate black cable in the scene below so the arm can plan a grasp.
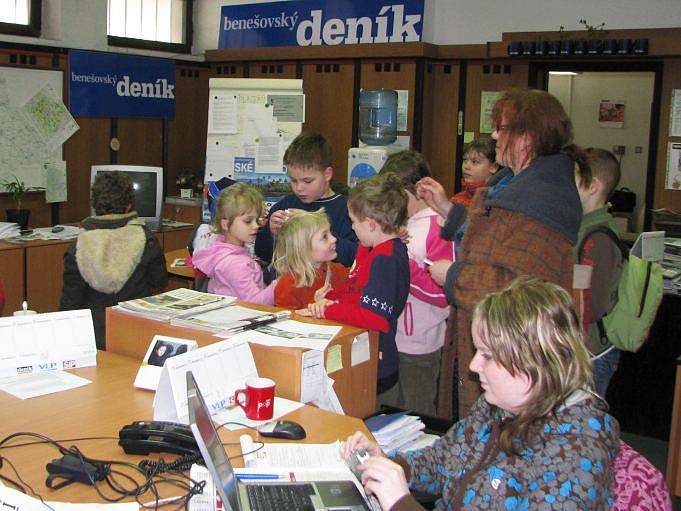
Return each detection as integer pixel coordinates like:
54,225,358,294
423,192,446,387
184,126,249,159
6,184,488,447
0,436,118,449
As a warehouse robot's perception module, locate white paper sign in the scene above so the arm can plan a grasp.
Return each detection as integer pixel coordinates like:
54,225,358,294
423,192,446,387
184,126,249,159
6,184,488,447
300,349,324,403
208,93,238,134
0,310,96,378
351,333,371,367
153,340,258,424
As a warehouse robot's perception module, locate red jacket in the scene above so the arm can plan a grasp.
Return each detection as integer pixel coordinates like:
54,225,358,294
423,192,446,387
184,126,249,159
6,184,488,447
275,262,349,310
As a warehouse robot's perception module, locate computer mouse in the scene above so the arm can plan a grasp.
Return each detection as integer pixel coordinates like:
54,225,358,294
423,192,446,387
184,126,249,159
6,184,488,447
258,420,307,440
51,226,64,233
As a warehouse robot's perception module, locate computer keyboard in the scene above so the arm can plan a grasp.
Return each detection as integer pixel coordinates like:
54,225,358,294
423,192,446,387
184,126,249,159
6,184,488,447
245,483,316,511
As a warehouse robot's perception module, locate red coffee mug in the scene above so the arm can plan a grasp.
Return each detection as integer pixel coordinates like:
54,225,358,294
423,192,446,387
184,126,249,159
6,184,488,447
234,377,275,421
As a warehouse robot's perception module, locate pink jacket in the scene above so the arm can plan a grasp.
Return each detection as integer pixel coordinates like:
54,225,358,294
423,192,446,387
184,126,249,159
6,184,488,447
396,208,455,355
192,236,275,305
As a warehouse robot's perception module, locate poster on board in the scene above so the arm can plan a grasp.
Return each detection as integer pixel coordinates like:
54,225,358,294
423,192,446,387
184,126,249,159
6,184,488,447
666,142,681,190
598,99,625,128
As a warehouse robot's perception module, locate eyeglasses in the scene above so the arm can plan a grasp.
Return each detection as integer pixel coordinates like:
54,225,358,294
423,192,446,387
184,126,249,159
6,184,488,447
495,124,510,132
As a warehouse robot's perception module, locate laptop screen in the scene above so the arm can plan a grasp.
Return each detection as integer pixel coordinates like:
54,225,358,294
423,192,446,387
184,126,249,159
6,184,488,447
187,371,240,511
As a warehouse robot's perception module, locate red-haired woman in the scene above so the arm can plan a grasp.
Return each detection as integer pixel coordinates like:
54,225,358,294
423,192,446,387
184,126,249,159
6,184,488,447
418,89,582,419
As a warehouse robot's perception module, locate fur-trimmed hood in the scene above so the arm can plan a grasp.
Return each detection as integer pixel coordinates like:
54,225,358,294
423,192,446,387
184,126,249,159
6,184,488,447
76,212,147,294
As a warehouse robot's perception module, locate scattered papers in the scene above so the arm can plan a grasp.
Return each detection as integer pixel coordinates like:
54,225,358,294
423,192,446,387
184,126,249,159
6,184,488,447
223,319,341,350
311,372,344,415
240,437,344,469
0,482,139,511
0,222,19,239
0,370,91,399
118,288,236,321
33,225,81,240
213,396,304,431
397,433,439,453
172,304,278,333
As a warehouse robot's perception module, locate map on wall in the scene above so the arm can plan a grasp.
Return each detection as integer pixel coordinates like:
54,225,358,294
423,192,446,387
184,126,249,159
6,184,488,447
0,67,78,190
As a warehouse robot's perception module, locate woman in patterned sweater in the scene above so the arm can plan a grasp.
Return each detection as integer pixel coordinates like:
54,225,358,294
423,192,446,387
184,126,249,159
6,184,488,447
343,278,620,510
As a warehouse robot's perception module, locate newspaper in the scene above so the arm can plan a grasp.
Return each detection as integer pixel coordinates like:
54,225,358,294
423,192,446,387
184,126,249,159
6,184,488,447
117,288,236,321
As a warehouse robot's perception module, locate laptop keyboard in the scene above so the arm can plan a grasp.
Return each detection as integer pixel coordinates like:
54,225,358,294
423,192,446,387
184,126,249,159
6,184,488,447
246,483,316,511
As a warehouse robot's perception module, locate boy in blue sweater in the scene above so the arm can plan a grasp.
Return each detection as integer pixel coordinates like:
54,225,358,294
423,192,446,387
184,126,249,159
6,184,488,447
255,132,358,268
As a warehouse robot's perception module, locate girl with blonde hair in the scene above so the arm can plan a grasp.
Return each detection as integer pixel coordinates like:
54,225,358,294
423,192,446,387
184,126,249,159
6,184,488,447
273,209,349,309
192,183,277,304
343,277,620,511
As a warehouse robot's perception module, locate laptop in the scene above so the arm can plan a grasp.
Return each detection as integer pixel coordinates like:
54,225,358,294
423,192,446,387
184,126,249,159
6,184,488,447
186,371,370,511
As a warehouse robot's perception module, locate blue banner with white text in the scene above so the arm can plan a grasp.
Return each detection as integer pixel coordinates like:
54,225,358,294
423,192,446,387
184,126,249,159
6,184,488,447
69,50,175,118
218,0,424,49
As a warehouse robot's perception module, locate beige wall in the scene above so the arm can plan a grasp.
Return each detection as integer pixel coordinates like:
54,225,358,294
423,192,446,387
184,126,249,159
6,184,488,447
549,72,655,230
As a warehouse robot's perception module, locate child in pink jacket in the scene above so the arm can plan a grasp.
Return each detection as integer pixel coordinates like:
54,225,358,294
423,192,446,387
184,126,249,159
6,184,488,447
192,183,277,305
380,151,455,415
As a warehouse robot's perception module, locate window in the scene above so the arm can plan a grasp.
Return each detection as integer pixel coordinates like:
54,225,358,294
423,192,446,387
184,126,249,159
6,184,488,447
0,0,41,37
107,0,192,54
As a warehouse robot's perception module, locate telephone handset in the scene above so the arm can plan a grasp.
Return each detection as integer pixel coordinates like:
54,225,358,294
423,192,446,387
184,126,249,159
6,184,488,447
118,420,200,456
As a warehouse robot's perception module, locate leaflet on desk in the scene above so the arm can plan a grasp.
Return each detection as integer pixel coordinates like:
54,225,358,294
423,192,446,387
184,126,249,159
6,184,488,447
0,309,97,378
117,288,237,321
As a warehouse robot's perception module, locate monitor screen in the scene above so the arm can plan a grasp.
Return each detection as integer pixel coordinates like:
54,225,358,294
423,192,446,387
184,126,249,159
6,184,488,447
90,165,163,229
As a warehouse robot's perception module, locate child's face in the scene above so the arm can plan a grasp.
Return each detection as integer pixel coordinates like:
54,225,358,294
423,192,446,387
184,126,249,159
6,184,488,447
349,210,375,248
221,208,260,246
462,151,497,183
288,164,333,204
310,226,337,265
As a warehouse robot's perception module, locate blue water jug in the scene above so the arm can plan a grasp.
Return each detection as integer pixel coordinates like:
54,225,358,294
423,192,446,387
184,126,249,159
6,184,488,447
359,89,398,146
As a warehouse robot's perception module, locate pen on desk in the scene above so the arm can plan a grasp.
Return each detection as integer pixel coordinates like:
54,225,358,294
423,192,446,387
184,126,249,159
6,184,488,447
235,474,281,480
223,311,291,334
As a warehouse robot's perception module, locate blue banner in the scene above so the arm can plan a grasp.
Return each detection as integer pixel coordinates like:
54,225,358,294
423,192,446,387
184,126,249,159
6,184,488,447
218,0,424,49
69,50,175,118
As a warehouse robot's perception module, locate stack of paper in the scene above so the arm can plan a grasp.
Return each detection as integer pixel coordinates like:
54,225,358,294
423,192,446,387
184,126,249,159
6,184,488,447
365,411,426,455
170,304,286,333
117,288,236,321
0,222,19,239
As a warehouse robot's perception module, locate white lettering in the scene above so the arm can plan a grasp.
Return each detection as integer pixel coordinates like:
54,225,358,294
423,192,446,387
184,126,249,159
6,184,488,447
374,6,390,43
345,17,373,44
115,76,174,99
388,4,420,43
322,18,345,45
296,9,322,46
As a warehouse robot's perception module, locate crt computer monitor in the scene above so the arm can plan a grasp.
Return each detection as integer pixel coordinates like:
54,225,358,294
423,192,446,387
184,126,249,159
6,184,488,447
90,165,163,230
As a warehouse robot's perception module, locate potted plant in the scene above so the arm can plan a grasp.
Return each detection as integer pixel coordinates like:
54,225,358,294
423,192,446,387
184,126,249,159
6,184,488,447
176,169,201,199
2,175,44,229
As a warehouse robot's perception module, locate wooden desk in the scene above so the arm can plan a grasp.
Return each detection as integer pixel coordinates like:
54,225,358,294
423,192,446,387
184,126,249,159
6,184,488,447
0,351,369,503
666,357,681,497
166,247,193,279
106,306,379,418
0,226,194,316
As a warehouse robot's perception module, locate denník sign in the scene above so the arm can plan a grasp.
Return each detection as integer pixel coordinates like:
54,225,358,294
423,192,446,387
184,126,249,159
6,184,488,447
69,50,175,118
218,0,424,49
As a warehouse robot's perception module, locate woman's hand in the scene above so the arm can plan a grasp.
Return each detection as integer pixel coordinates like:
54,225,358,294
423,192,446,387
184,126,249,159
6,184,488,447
340,432,385,459
360,457,410,511
415,177,453,219
427,259,453,287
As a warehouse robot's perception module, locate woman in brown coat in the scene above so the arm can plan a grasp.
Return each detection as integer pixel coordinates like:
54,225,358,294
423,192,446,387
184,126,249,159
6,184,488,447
418,89,582,419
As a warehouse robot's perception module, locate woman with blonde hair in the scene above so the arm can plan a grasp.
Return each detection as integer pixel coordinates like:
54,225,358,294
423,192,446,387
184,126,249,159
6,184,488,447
273,209,349,309
343,277,620,510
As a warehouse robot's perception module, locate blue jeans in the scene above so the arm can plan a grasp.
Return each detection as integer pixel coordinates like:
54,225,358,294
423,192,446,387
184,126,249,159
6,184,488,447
593,347,621,398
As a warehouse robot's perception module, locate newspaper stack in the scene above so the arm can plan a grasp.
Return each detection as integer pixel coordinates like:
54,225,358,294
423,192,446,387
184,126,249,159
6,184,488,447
117,288,236,321
365,411,427,455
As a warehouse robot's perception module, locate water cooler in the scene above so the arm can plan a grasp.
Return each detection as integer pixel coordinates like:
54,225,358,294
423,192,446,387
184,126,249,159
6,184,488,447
348,89,401,187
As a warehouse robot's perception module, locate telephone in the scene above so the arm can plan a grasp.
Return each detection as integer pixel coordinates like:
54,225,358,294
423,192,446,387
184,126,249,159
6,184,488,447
118,420,200,456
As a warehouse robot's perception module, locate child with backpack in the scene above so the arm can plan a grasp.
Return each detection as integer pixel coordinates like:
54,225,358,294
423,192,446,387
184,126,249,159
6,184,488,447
575,148,663,397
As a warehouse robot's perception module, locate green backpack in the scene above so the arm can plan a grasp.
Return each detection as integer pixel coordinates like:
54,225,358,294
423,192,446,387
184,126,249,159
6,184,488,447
578,226,664,352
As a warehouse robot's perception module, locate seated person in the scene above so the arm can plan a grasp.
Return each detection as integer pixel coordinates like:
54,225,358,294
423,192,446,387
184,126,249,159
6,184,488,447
342,277,620,510
59,171,168,348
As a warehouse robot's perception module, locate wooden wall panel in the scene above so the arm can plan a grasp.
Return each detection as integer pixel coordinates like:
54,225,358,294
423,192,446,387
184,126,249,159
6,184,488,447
62,117,111,223
302,60,356,184
0,243,25,316
247,61,297,79
209,63,247,79
421,61,461,195
360,59,417,138
168,65,209,197
464,60,529,138
117,118,163,166
654,58,681,211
